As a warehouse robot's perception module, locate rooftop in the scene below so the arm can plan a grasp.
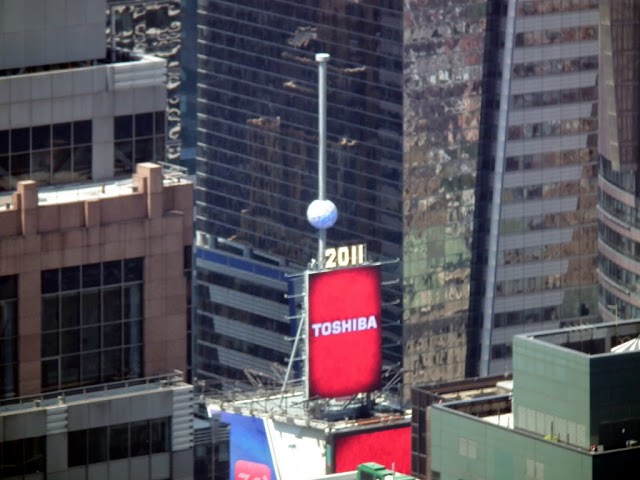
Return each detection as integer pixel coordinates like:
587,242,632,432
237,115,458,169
523,319,640,356
204,385,409,434
0,162,190,209
0,371,189,415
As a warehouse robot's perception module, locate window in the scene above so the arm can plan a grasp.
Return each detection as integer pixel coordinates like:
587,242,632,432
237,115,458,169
68,430,87,467
109,423,130,460
151,418,170,453
0,436,45,477
41,259,144,391
0,120,92,191
0,275,18,399
88,427,108,464
114,111,165,175
458,437,478,459
68,418,169,466
526,459,544,480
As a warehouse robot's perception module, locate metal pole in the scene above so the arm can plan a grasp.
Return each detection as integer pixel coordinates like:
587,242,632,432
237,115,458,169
316,53,329,266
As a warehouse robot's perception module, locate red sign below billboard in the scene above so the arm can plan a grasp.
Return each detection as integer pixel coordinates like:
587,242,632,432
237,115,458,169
334,425,411,474
307,265,382,398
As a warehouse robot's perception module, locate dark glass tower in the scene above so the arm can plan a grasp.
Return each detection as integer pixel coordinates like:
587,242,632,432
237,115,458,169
195,1,404,388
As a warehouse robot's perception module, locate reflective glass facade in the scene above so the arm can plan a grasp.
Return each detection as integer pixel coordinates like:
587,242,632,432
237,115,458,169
403,0,495,386
107,0,182,163
478,0,600,375
196,1,404,386
597,1,640,323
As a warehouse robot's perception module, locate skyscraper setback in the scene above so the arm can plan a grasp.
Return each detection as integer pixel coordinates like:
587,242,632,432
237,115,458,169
195,0,602,391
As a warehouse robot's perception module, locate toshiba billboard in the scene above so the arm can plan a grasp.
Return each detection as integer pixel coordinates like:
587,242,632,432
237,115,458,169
306,265,382,398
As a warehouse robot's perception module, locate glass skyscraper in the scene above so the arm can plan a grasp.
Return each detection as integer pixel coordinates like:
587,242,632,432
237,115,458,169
597,1,640,324
195,0,404,388
196,0,603,393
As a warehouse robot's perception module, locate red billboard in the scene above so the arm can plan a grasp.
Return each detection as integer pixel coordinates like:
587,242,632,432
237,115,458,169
306,265,382,398
334,425,411,474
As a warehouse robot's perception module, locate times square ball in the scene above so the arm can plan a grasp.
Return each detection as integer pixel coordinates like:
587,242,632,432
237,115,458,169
306,199,338,230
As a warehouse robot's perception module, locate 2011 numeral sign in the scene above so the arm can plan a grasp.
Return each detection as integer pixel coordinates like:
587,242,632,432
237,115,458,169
324,243,366,269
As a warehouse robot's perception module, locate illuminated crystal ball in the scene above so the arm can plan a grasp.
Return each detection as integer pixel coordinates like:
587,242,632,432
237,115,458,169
306,199,338,230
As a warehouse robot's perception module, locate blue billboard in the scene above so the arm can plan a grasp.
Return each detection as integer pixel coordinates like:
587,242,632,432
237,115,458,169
219,411,277,480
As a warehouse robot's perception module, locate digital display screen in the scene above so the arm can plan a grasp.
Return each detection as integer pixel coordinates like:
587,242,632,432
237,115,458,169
307,265,382,398
334,426,411,474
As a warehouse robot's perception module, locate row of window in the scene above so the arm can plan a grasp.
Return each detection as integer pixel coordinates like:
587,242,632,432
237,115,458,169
198,322,287,365
197,270,285,304
512,56,597,80
0,121,91,154
599,222,640,262
500,211,594,235
517,0,598,16
68,418,169,466
600,157,637,194
194,352,248,388
0,121,92,190
505,148,596,172
499,231,596,265
599,192,640,234
494,307,559,329
515,25,597,48
495,274,562,297
511,85,596,110
600,289,639,322
502,181,581,205
599,257,640,295
42,259,143,294
507,117,596,141
42,347,143,391
494,288,597,328
0,111,167,191
196,284,290,336
42,286,142,332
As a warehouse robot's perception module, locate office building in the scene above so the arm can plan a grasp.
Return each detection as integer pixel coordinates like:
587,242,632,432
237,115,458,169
596,3,640,323
0,163,192,398
0,373,200,480
421,321,640,480
405,0,600,383
195,0,603,392
0,0,168,191
470,0,600,377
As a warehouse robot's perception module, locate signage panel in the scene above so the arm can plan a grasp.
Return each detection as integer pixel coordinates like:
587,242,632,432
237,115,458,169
220,412,278,480
334,425,411,474
306,265,382,398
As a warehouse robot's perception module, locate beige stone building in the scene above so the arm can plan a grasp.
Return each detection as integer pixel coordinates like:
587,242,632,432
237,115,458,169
0,162,192,398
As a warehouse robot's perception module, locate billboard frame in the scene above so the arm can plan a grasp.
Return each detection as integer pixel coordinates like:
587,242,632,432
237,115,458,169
304,262,384,400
